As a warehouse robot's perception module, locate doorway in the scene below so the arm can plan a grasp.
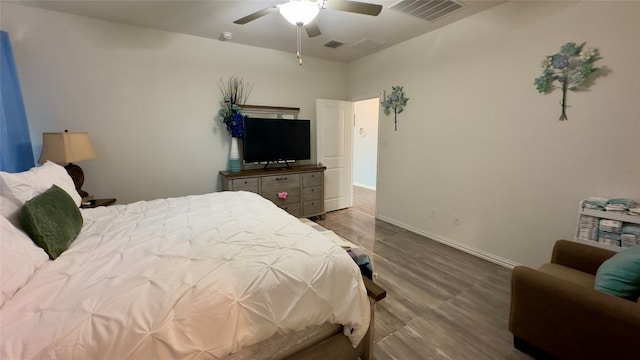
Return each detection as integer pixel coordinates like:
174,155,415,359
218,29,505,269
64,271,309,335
316,97,379,214
353,98,379,215
353,98,379,190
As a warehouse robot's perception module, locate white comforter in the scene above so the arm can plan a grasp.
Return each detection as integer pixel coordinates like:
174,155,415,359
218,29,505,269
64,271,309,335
1,191,370,359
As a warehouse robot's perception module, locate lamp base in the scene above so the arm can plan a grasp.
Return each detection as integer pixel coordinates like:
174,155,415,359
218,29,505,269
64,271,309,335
64,163,89,198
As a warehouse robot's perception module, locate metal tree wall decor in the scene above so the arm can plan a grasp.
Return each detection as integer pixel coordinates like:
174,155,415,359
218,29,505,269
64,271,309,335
534,42,600,120
381,85,409,131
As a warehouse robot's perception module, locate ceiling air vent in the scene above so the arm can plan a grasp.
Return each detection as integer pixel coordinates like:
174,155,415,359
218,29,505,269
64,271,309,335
323,40,345,49
390,0,464,22
351,38,385,51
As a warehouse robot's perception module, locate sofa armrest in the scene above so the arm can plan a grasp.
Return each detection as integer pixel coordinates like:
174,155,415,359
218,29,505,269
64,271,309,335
510,266,640,359
550,239,615,275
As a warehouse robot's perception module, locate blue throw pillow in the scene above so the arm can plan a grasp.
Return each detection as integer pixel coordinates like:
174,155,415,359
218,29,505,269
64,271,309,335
595,245,640,301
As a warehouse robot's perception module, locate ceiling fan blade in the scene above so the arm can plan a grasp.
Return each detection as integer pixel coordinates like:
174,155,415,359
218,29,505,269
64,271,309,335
322,0,383,16
305,20,322,38
233,6,278,25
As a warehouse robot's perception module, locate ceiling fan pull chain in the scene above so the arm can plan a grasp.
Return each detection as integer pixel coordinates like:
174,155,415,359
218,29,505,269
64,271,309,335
296,23,303,66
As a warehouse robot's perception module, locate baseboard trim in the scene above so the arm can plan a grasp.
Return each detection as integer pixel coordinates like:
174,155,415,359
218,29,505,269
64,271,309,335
353,183,376,191
376,215,519,269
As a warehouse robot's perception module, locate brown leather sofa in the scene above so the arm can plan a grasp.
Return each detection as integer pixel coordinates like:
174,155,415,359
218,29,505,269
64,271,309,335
509,240,640,359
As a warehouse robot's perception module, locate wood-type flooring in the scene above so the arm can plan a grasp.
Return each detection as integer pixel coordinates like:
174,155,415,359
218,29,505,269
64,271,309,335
314,186,532,360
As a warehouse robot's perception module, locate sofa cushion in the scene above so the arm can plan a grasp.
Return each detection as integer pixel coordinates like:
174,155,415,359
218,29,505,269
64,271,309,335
594,245,640,301
538,263,595,288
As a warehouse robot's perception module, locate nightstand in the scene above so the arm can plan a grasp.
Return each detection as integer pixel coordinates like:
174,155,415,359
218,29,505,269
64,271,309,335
80,198,116,208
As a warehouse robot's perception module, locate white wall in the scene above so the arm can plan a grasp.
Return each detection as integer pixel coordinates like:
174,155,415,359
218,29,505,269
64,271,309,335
348,1,640,267
353,98,379,189
1,3,348,204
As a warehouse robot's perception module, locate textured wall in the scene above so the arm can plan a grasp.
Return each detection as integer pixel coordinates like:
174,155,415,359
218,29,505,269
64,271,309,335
348,1,640,267
2,3,347,204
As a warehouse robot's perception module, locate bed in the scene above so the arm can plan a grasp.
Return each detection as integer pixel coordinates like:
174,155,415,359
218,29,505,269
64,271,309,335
0,162,385,359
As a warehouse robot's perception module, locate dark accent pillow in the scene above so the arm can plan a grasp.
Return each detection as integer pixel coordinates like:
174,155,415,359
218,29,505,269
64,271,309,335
18,184,83,259
594,245,640,301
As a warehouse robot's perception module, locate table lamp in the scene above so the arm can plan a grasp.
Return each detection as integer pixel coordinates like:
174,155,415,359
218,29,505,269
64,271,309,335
39,130,97,198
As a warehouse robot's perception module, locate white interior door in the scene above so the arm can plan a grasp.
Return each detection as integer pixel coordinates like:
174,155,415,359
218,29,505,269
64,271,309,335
316,99,353,212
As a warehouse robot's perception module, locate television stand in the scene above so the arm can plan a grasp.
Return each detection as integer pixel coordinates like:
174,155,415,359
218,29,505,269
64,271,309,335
220,165,326,218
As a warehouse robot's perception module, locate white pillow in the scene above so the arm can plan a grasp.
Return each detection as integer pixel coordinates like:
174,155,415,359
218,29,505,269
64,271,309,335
0,195,21,227
0,161,81,207
0,216,50,307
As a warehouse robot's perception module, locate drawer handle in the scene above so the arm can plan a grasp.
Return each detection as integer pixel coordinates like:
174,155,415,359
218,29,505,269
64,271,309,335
278,192,288,200
276,177,288,181
244,181,249,184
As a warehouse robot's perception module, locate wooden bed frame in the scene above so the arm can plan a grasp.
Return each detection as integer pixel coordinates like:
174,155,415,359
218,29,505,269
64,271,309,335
282,277,387,360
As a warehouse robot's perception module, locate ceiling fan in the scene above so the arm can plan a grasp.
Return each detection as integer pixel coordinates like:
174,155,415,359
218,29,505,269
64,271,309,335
233,0,383,65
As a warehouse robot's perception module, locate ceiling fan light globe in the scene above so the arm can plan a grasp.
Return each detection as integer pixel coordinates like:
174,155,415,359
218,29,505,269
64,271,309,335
279,1,320,25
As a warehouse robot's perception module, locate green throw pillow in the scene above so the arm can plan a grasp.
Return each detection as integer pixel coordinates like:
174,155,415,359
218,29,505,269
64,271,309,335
594,245,640,301
18,184,83,259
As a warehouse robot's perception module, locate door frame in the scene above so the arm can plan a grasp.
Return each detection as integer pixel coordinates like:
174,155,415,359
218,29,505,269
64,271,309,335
316,93,382,215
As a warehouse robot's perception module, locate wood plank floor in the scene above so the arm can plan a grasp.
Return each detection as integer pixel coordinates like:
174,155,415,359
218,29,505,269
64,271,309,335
314,186,532,360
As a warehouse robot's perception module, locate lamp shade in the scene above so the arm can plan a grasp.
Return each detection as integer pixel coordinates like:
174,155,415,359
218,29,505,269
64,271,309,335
279,0,319,25
39,132,97,164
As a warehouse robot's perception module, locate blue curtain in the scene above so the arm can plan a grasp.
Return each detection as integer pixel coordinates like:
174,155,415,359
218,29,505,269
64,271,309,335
1,31,35,172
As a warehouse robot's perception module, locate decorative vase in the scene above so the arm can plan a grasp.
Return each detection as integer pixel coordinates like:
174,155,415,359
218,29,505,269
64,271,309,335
228,137,241,172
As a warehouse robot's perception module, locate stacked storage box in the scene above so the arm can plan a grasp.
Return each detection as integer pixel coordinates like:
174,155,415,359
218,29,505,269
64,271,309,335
598,219,622,247
575,197,640,251
621,224,640,247
576,215,600,242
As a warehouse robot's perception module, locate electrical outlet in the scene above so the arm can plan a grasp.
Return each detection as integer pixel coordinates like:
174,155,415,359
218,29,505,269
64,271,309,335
454,216,461,225
430,208,436,219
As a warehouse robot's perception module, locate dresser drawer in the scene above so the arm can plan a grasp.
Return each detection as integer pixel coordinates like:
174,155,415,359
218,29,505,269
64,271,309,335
219,165,325,218
262,174,300,191
302,186,322,201
231,178,259,192
302,172,323,187
262,188,300,205
303,199,323,216
279,203,301,217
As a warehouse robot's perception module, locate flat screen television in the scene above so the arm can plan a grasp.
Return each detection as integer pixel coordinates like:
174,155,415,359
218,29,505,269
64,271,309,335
242,117,311,167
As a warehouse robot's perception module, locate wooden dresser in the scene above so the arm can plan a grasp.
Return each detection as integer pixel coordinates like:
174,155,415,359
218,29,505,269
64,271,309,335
219,165,325,218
